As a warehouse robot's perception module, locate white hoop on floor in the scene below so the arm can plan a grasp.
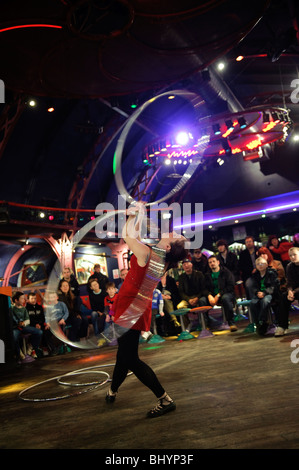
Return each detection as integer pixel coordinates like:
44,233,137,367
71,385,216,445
18,364,133,402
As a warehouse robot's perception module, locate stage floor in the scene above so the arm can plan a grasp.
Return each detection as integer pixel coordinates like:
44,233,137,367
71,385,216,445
1,314,299,451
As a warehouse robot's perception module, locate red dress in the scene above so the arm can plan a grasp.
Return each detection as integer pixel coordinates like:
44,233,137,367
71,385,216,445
113,254,152,331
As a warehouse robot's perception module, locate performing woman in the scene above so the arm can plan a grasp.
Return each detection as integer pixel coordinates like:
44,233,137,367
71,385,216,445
105,206,188,418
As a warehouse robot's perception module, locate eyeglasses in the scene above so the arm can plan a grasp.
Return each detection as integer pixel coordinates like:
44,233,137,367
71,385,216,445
256,263,267,266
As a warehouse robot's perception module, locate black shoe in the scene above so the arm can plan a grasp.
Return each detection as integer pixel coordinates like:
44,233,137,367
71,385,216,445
105,392,116,403
146,398,176,418
257,321,268,336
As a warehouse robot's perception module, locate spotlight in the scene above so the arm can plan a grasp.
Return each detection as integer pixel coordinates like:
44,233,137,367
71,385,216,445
236,55,244,61
29,100,36,107
48,215,54,221
217,62,225,71
175,131,189,146
165,159,171,165
238,117,247,129
38,211,46,219
47,107,54,113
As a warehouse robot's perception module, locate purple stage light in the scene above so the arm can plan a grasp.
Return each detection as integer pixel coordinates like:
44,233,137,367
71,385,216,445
173,192,299,230
175,131,190,146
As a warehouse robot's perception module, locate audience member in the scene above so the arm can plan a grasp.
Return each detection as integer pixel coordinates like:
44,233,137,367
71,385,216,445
61,267,80,297
249,257,280,336
275,247,299,336
191,248,209,274
117,268,128,290
157,272,181,329
26,292,52,355
238,236,258,304
88,278,106,335
238,236,257,284
178,258,210,330
204,256,237,332
257,246,286,288
267,235,293,269
87,263,109,293
151,288,165,336
43,291,70,354
293,233,299,248
58,279,88,341
216,239,240,282
104,281,118,322
10,291,43,361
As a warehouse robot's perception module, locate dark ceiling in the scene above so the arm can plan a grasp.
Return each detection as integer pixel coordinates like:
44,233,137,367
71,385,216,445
0,0,299,245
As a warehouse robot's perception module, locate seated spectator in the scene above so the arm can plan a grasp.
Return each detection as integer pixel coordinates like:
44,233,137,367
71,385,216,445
61,267,80,297
257,246,286,289
44,291,74,354
117,268,128,291
88,278,106,336
104,281,118,323
10,291,43,361
157,272,181,330
249,257,280,336
238,236,258,304
178,258,212,331
275,247,299,336
45,291,69,324
204,256,237,332
43,291,70,352
267,235,293,269
293,233,299,248
150,288,165,336
26,292,52,356
216,239,240,282
87,263,109,294
191,248,209,274
58,279,88,342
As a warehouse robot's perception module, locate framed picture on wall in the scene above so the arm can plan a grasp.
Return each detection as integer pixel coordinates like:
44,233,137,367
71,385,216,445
21,263,48,287
74,255,108,285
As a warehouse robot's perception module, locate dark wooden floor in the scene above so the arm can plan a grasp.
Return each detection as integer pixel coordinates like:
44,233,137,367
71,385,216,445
1,313,299,451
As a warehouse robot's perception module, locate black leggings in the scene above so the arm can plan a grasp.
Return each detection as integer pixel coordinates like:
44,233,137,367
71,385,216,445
110,328,165,398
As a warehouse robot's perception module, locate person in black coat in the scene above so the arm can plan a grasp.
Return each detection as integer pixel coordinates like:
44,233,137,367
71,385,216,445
204,255,237,331
178,259,208,308
191,248,209,274
216,239,240,282
275,247,299,336
61,267,80,297
249,257,280,336
177,259,211,331
87,263,109,294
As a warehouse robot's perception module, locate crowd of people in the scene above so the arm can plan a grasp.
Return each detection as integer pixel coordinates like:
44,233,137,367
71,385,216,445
9,233,299,364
